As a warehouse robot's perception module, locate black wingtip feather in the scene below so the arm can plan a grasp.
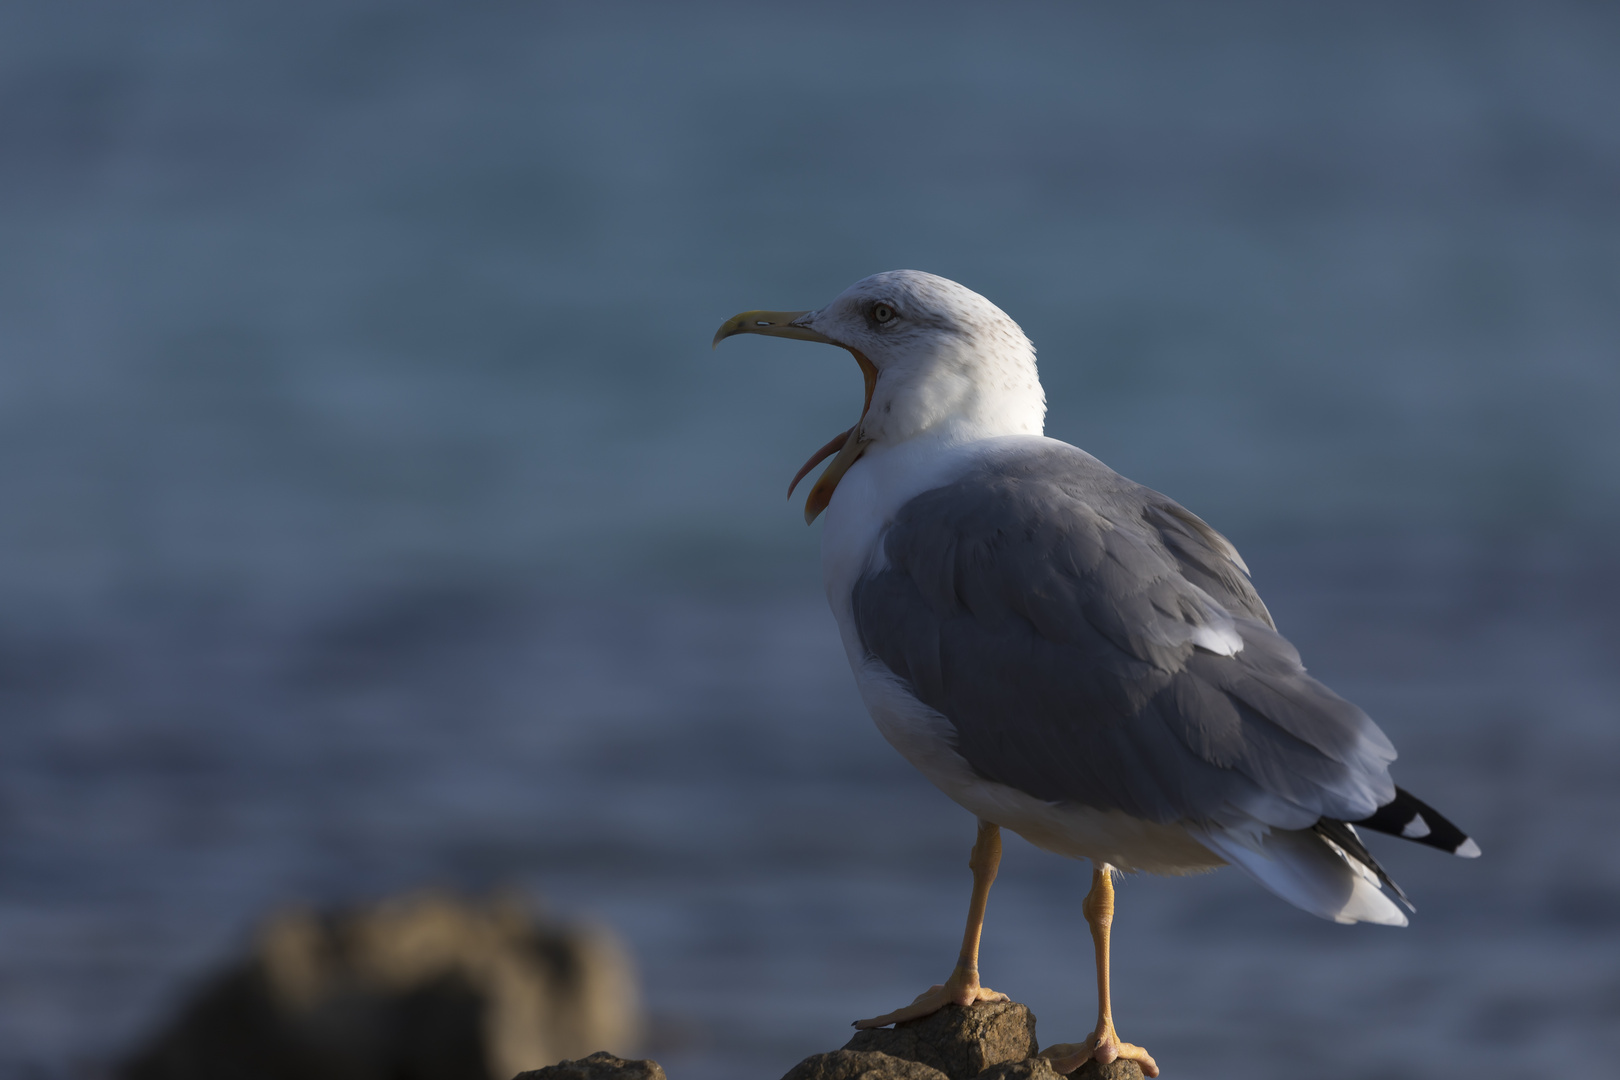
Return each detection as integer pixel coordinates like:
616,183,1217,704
1352,787,1480,857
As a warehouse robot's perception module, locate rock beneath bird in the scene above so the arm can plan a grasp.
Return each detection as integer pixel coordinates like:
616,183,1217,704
781,1049,951,1080
523,997,1133,1080
1064,1061,1144,1080
792,1000,1140,1080
841,1001,1038,1080
121,891,640,1080
977,1058,1142,1080
972,1059,1063,1080
513,1051,667,1080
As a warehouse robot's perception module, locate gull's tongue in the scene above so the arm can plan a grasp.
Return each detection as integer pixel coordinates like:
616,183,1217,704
792,347,879,525
801,428,871,524
788,428,853,499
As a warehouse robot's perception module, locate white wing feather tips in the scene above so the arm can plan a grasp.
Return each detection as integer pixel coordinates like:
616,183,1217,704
1188,622,1244,656
1170,587,1244,656
1194,826,1409,927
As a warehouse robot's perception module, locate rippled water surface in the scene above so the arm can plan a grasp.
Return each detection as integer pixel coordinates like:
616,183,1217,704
2,3,1618,1078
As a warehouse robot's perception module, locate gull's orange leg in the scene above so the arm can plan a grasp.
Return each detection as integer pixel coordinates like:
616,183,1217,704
854,819,1010,1028
1041,863,1160,1077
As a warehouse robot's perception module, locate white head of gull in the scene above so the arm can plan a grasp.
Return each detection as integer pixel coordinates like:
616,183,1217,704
716,270,1479,1077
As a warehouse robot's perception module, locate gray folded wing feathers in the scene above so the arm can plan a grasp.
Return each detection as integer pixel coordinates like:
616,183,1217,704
852,444,1396,831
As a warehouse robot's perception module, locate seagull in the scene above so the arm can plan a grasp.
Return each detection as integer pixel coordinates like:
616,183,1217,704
714,271,1479,1077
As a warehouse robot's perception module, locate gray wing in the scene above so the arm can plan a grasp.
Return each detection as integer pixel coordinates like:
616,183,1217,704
852,443,1395,830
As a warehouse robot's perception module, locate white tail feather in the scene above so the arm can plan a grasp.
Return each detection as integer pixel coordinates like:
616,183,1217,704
1196,826,1408,927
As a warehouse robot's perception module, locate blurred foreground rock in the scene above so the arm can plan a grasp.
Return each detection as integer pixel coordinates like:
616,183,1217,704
122,891,640,1080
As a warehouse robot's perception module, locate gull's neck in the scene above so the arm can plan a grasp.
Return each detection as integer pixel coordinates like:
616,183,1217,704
821,331,1049,609
859,340,1046,449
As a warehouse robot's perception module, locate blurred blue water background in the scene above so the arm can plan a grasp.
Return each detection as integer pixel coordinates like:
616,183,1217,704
2,2,1618,1078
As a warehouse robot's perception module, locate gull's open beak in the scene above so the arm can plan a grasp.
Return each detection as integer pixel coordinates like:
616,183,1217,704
714,309,878,524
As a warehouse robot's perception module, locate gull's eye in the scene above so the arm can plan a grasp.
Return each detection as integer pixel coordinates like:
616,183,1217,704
872,303,896,324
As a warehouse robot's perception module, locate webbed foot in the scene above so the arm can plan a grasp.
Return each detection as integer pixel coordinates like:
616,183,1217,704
853,971,1007,1029
1040,1020,1158,1077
